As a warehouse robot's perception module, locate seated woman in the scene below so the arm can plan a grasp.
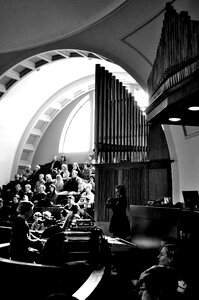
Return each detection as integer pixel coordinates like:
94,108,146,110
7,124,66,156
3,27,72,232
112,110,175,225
59,163,70,181
45,184,58,206
9,200,44,263
31,184,47,206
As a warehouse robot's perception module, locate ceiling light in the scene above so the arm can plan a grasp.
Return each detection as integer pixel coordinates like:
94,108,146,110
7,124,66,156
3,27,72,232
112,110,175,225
188,106,199,111
168,117,181,122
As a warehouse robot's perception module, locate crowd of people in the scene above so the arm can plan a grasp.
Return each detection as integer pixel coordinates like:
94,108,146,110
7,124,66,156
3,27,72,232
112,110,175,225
0,154,96,223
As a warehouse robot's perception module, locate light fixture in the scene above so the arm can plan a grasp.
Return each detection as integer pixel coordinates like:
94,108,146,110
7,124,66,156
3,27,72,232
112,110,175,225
188,106,199,111
168,117,181,122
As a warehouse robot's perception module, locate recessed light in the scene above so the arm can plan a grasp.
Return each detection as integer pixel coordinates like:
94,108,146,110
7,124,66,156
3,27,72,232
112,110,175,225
188,106,199,111
168,117,181,122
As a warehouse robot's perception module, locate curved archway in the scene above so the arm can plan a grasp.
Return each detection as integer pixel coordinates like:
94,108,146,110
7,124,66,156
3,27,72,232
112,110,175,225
0,49,142,184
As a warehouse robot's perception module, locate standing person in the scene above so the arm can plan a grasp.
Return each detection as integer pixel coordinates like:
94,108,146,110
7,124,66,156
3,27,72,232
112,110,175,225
9,200,44,262
106,184,131,239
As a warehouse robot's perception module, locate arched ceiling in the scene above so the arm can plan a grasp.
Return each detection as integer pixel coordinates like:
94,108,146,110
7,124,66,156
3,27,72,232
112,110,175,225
0,54,136,178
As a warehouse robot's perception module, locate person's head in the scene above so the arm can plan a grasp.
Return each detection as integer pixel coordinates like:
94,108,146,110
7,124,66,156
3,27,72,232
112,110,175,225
46,174,53,182
60,155,66,162
25,184,31,192
49,184,56,193
38,184,46,193
14,174,20,181
53,154,58,161
67,195,75,205
73,162,79,169
43,211,52,220
138,265,178,300
17,200,34,219
158,243,178,268
56,174,63,182
61,164,68,171
23,194,29,201
115,184,126,197
71,170,78,178
15,183,22,191
13,194,20,203
85,184,92,193
33,211,43,221
39,173,45,181
89,175,95,182
35,165,40,171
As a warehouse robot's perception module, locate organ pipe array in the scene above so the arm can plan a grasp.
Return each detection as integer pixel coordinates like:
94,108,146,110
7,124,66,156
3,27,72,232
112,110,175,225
94,64,148,164
148,2,199,104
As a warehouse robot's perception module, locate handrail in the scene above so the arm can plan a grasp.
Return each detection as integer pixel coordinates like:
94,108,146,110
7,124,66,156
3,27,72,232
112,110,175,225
0,241,107,299
72,266,105,300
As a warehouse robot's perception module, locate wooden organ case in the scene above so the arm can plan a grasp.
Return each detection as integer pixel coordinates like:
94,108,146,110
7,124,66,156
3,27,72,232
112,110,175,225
94,64,172,222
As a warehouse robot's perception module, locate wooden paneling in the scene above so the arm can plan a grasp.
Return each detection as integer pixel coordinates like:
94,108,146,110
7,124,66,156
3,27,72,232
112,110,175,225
95,160,172,222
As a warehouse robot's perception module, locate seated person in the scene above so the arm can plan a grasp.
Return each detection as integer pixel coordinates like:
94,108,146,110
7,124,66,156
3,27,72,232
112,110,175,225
24,183,33,201
58,170,79,197
31,184,47,206
45,173,54,193
138,265,179,300
0,198,10,221
42,211,56,229
9,195,20,221
45,183,58,206
31,211,45,232
77,183,95,218
9,200,44,263
62,195,81,229
14,183,25,200
34,173,46,192
59,163,70,181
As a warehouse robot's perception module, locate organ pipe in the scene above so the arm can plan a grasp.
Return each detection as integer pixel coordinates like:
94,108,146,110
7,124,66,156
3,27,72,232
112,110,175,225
95,64,148,163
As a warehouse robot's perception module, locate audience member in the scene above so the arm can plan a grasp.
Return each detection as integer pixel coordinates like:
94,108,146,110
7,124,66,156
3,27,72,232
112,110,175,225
71,162,82,177
138,265,179,300
31,184,47,206
62,195,81,229
0,198,10,221
78,183,95,218
9,200,44,262
81,162,91,181
28,164,41,184
45,184,58,206
22,164,33,180
10,195,20,221
14,183,25,200
45,174,54,193
59,163,70,181
88,175,95,194
53,174,64,193
24,183,33,201
34,173,46,192
50,155,61,178
31,211,45,232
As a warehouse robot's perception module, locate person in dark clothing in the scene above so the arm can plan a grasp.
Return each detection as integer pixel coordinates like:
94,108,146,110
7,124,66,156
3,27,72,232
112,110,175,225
9,200,44,262
106,184,131,239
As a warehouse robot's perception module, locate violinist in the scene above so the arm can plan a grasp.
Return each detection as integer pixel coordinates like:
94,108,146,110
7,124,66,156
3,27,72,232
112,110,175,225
106,184,131,240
